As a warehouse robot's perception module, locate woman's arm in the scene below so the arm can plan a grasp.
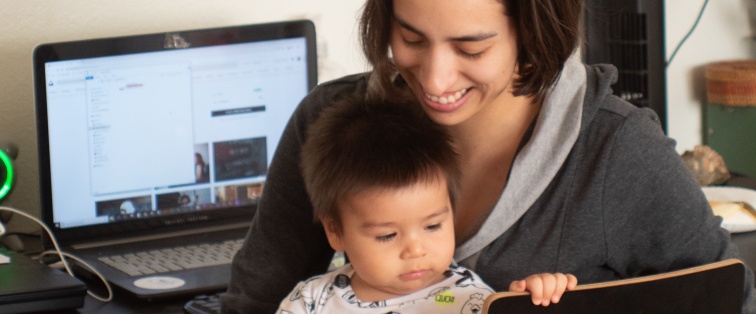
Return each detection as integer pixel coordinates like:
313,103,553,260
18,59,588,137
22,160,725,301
601,106,756,313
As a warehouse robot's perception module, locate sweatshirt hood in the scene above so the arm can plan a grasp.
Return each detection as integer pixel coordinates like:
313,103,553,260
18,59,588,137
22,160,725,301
455,52,589,262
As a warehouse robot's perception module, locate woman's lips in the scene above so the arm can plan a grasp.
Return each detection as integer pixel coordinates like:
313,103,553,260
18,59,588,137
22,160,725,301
423,88,471,113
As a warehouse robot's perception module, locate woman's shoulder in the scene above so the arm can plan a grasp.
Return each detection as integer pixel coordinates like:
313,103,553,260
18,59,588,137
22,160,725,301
589,95,664,142
294,72,371,120
307,73,371,105
317,72,371,88
581,64,663,137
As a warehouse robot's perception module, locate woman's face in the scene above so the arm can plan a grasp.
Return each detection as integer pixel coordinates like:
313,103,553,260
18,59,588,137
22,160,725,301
390,0,519,126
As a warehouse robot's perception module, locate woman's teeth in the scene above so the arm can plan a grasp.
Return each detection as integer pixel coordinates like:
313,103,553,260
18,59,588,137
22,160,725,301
426,88,468,104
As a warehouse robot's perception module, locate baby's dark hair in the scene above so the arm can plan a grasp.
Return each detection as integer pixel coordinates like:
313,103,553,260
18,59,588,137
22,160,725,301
301,95,460,233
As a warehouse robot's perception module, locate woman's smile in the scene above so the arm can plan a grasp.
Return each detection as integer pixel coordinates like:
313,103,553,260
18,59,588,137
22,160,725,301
423,88,472,113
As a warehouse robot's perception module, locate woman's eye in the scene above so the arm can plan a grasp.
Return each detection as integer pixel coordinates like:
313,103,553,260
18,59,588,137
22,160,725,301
426,223,442,231
376,233,397,242
459,50,484,60
402,37,424,48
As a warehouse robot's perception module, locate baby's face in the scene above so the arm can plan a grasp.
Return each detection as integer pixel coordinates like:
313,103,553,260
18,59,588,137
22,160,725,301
326,178,455,302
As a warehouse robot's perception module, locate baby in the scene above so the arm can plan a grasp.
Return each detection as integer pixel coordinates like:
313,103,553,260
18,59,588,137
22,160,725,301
277,95,577,313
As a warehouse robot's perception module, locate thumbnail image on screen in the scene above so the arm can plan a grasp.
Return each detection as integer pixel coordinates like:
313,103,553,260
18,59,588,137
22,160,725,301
213,137,267,181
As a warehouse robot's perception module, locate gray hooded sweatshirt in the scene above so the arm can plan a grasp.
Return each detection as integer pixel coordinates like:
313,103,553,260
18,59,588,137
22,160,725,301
222,55,756,313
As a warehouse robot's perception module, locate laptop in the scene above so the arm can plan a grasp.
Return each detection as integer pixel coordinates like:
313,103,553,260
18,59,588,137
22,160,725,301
32,20,317,300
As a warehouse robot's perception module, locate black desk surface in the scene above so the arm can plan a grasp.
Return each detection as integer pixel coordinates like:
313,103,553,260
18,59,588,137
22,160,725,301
76,292,189,313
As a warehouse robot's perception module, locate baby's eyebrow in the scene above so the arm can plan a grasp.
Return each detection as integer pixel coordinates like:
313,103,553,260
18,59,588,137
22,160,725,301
361,221,394,230
393,15,497,42
424,206,451,221
360,206,451,229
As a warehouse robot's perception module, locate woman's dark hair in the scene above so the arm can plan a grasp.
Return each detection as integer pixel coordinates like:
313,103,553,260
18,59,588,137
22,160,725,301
360,0,583,100
300,95,460,234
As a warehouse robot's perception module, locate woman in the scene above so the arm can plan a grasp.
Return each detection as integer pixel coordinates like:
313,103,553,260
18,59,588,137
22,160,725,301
195,153,209,183
223,0,756,313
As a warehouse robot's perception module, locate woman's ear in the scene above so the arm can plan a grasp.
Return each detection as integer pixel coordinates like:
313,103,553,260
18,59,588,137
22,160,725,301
323,220,345,252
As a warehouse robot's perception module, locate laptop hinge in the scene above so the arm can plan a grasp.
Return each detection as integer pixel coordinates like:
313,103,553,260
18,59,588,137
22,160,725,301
70,221,251,250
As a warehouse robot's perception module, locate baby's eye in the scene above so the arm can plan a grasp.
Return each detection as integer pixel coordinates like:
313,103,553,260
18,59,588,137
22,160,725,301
426,223,442,231
376,233,397,242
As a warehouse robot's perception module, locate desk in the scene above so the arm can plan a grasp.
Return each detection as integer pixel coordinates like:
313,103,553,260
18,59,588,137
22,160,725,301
74,291,188,313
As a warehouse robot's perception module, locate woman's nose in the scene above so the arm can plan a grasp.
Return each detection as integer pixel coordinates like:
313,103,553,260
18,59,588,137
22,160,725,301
418,47,457,96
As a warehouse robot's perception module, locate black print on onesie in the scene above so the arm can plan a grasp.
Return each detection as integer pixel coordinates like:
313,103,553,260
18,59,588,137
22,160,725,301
366,300,386,308
291,276,321,312
453,269,474,286
341,289,388,308
333,274,350,288
427,286,451,298
342,290,358,305
318,284,335,307
460,293,486,314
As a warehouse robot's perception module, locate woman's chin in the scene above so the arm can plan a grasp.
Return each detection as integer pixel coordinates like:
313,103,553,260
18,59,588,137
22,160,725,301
420,104,471,127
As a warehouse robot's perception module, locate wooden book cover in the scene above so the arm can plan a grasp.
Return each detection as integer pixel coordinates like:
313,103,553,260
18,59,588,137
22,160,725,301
483,259,745,314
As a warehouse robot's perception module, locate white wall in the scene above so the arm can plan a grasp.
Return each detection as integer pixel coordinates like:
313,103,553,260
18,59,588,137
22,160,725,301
0,0,752,231
664,0,754,153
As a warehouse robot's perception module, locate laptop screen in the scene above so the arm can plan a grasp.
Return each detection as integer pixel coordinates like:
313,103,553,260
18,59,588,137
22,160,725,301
33,21,317,243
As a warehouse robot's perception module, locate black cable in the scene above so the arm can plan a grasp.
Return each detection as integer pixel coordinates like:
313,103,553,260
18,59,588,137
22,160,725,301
666,0,710,68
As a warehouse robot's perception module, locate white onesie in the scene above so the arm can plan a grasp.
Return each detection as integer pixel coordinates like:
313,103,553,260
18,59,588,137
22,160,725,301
276,264,493,314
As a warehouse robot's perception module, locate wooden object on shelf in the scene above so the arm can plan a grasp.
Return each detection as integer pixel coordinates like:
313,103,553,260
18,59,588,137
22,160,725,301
705,60,756,107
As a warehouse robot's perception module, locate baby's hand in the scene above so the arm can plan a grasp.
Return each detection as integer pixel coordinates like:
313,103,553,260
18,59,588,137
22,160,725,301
508,273,577,306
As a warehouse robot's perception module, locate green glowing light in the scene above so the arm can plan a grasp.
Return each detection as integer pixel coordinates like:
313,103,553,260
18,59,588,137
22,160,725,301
0,150,13,200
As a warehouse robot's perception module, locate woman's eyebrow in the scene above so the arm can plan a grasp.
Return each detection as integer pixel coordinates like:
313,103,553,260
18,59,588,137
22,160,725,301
393,15,497,42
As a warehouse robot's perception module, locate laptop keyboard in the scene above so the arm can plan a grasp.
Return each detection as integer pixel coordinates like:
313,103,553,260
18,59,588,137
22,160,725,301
97,239,244,277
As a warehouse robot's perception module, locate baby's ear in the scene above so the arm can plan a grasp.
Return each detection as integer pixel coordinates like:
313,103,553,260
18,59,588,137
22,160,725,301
322,220,345,252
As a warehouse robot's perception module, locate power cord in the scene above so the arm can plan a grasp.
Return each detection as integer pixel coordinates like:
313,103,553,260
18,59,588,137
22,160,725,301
666,0,710,68
0,206,113,302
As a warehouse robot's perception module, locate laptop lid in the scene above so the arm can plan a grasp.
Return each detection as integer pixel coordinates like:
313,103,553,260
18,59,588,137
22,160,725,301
33,20,316,250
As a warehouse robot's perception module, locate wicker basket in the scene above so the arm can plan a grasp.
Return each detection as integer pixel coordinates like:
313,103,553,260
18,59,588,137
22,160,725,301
705,60,756,107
